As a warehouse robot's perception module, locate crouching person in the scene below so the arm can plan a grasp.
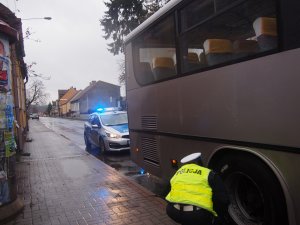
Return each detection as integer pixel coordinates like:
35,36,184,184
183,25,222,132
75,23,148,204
165,152,230,225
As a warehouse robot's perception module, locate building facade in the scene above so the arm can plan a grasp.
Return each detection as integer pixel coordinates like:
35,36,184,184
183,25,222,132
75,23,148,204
59,87,79,117
57,89,67,116
0,3,27,221
50,100,59,116
70,80,120,116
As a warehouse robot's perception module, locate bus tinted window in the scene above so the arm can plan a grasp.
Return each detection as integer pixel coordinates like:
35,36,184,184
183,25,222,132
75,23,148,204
181,0,242,32
180,0,278,73
180,0,214,31
132,15,177,85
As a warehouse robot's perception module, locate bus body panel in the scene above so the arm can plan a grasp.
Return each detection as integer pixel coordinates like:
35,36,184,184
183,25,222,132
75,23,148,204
126,46,300,225
127,48,300,148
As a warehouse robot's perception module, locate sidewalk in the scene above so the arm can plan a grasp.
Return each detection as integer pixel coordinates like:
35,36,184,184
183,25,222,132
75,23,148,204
3,121,177,225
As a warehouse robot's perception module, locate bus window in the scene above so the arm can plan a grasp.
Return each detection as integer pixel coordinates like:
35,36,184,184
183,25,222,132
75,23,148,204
181,50,207,72
180,0,241,32
132,15,177,85
179,0,278,73
135,62,154,85
215,0,240,11
187,52,203,71
232,39,259,59
180,0,214,32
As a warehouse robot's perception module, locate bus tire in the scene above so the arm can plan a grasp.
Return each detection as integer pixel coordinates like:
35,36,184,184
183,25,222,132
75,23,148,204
213,152,288,225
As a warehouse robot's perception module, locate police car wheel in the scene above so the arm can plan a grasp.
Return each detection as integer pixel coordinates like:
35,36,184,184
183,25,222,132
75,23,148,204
84,134,91,151
99,138,107,152
213,152,288,225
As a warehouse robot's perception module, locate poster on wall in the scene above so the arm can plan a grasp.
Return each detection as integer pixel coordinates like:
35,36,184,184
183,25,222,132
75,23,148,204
0,35,15,205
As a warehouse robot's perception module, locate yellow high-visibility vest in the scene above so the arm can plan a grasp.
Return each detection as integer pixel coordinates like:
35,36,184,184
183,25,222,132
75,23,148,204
165,164,217,216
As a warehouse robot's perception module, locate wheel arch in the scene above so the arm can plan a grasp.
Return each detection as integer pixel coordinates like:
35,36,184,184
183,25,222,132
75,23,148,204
208,146,295,225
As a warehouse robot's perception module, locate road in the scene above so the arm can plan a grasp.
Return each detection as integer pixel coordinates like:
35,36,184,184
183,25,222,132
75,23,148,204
38,116,169,197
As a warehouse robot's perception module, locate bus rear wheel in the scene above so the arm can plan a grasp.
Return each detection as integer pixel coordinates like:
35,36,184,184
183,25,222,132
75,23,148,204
213,153,288,225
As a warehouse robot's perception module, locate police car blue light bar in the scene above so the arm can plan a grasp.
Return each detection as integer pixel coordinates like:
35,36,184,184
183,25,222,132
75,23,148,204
96,107,121,112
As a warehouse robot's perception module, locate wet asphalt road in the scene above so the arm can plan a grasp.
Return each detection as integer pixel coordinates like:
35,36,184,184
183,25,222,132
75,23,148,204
38,116,169,198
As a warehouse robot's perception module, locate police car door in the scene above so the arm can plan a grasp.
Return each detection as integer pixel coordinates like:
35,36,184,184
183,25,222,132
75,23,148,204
90,114,101,146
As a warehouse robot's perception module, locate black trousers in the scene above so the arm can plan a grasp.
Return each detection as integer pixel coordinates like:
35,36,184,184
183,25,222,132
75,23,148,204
166,203,214,225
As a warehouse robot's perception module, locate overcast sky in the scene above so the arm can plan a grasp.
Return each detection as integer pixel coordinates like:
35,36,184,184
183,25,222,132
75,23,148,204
1,0,123,101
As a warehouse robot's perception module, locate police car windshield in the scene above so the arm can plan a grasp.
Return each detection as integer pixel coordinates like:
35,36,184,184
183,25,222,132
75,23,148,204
100,113,128,126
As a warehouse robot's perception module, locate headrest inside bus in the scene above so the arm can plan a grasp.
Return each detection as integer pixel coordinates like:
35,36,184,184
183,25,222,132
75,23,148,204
203,39,233,66
253,17,277,51
203,39,233,54
153,57,175,69
253,17,277,37
152,57,176,80
187,52,200,64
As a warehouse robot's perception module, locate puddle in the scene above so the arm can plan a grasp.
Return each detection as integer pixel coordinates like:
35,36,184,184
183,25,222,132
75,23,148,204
61,159,91,178
131,173,170,197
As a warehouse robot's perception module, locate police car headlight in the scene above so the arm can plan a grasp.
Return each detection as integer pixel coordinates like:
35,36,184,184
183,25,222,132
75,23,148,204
105,131,121,139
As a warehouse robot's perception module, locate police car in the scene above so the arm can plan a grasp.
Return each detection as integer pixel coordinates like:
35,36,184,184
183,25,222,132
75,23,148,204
84,107,130,152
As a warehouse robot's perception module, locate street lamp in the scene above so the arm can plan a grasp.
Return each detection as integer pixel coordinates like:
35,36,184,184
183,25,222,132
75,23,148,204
22,17,52,20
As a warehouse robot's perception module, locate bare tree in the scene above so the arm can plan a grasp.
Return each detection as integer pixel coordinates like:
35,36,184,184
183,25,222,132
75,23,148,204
26,79,49,111
24,27,41,43
27,62,51,80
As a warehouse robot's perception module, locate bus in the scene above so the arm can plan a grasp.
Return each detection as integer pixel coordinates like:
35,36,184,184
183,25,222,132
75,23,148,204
124,0,300,224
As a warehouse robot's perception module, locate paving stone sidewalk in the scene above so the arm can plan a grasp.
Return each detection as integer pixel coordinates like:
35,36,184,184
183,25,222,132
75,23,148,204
3,121,177,225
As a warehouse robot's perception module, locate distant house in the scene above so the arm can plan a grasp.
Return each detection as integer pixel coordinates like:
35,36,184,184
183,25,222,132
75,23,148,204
51,100,59,116
58,89,68,99
70,80,120,116
59,87,80,116
69,90,82,117
57,89,67,116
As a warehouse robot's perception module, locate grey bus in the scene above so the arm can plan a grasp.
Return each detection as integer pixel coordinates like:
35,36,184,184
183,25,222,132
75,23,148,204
124,0,300,224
